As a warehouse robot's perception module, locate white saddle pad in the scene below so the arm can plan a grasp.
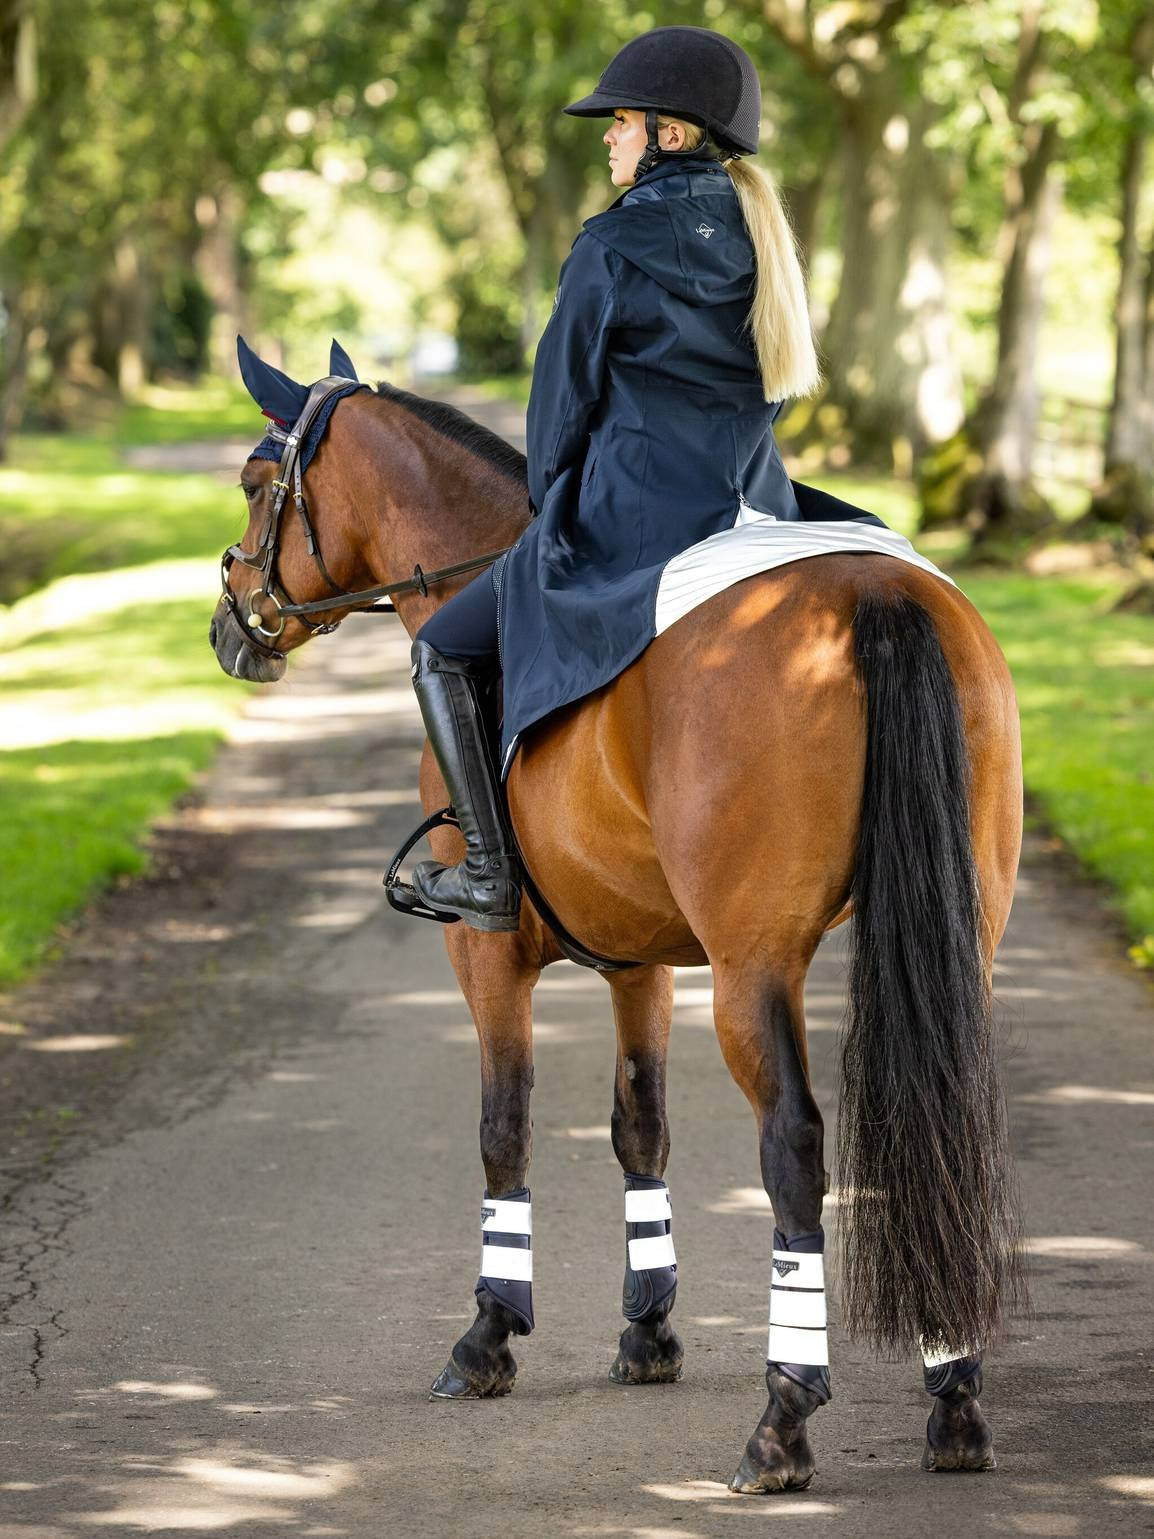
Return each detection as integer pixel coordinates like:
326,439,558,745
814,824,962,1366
654,497,956,638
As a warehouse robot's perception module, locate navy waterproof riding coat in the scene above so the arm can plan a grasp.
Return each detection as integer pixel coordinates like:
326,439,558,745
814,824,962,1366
493,154,855,780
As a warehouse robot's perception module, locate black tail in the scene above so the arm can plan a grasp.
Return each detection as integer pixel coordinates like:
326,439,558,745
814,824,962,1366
838,590,1024,1355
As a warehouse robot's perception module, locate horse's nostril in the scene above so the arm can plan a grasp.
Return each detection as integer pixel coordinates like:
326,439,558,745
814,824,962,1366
209,618,218,648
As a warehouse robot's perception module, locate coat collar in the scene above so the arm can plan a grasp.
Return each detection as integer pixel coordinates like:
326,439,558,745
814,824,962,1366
604,156,731,213
634,156,730,189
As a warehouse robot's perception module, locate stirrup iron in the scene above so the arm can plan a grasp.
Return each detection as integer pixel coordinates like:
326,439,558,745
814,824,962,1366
383,806,463,925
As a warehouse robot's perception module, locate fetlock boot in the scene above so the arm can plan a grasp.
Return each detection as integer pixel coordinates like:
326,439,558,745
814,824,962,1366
409,638,522,932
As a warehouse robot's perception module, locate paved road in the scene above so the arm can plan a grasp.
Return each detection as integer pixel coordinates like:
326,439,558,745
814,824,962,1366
2,418,1153,1536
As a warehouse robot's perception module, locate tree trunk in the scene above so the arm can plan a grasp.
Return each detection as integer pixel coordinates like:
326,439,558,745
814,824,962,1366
803,76,964,469
0,0,37,455
0,0,36,150
963,122,1062,545
949,0,1062,550
0,282,31,460
781,168,827,281
1088,8,1154,544
112,237,148,396
195,187,248,379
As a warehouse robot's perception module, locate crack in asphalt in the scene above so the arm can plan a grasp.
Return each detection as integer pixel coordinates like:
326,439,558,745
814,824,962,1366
0,1171,86,1387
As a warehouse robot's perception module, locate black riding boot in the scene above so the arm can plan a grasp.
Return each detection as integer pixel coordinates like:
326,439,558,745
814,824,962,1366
408,638,521,932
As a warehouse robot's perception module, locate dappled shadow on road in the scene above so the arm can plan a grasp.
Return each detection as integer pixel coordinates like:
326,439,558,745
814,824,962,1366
12,1414,357,1533
2,502,1154,1536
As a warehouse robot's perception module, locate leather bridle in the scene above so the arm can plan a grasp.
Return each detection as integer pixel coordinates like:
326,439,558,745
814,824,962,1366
220,375,513,658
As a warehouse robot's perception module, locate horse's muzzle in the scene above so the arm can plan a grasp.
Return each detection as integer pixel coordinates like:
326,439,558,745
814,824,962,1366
209,601,287,684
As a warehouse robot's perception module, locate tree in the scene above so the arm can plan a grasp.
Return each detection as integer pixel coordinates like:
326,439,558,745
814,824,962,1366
754,0,968,469
1085,3,1154,560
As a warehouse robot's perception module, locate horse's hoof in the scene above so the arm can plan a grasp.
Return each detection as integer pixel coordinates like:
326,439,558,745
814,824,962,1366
922,1381,995,1470
729,1447,815,1495
921,1438,996,1472
429,1356,515,1400
608,1350,683,1385
608,1319,684,1386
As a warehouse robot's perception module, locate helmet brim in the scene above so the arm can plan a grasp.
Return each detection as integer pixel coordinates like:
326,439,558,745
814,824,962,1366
563,90,665,118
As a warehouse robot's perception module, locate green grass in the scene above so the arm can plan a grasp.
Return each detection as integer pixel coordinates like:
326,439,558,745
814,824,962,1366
958,570,1154,967
0,578,254,985
0,728,223,982
0,386,259,986
114,380,260,444
0,382,259,604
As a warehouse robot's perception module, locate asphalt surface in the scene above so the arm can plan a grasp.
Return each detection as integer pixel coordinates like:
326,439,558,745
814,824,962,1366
2,409,1153,1536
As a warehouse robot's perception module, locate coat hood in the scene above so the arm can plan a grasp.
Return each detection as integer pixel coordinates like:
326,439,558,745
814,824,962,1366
582,161,755,308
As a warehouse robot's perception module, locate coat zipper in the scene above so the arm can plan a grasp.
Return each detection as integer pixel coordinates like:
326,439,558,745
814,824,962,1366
495,553,505,669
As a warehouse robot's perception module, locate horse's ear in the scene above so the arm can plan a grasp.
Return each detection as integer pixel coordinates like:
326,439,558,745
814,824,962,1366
236,334,309,424
329,338,359,382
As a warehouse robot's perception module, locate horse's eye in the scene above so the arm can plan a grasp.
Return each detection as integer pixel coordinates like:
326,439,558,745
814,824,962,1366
241,482,260,501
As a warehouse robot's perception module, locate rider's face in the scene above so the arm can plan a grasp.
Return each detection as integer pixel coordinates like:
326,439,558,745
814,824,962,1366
603,107,687,187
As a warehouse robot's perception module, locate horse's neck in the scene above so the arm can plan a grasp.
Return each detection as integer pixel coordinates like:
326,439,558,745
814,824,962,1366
349,397,528,630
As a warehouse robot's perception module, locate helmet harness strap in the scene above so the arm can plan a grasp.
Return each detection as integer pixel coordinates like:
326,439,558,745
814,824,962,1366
632,106,737,181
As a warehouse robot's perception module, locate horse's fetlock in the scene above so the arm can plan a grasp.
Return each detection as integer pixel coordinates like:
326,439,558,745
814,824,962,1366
765,1366,827,1429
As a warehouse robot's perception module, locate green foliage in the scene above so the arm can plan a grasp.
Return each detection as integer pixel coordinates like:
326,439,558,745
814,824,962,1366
0,438,251,595
116,381,258,444
962,569,1154,958
449,262,526,377
816,472,1154,965
0,389,259,984
0,729,223,985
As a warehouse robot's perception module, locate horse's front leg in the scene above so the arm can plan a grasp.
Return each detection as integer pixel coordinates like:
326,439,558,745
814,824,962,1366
430,932,538,1400
604,963,684,1386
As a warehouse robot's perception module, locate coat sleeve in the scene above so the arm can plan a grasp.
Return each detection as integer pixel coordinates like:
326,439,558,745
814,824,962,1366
526,233,617,517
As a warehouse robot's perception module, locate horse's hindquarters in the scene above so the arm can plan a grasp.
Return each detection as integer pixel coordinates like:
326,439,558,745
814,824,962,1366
506,555,1021,971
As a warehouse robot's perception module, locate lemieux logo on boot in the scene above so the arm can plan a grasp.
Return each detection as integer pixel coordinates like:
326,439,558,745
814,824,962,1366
772,1258,800,1278
696,222,715,239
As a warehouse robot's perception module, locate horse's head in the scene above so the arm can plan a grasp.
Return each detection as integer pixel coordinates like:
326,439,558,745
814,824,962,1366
209,336,365,683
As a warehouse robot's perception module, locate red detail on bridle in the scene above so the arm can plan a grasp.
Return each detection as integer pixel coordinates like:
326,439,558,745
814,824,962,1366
261,409,289,427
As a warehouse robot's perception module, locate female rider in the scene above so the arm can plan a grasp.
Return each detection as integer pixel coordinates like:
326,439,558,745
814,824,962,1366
408,26,834,933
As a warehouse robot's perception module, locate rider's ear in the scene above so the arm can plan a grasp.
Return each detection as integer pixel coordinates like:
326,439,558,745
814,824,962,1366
237,334,310,423
329,338,359,382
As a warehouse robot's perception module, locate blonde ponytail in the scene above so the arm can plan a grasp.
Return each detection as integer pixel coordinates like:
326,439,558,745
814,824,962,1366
658,115,823,403
724,158,822,402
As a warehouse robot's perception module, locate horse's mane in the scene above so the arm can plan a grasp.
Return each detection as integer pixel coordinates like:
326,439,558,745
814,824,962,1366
374,381,528,486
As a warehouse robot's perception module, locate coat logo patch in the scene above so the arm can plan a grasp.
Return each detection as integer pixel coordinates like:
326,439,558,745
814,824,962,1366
696,222,715,239
772,1258,800,1279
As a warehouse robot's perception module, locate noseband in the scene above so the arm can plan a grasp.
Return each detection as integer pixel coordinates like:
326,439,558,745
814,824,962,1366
220,376,512,658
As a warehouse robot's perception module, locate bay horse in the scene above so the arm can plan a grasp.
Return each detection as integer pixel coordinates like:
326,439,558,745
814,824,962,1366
209,366,1025,1493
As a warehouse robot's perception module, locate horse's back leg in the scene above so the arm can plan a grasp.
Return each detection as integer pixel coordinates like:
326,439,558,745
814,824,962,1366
604,963,683,1385
709,958,831,1493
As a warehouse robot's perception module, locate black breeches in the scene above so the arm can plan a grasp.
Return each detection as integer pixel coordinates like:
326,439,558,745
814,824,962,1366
415,566,501,663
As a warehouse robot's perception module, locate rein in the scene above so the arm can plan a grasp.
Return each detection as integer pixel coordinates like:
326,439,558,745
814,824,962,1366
220,376,512,655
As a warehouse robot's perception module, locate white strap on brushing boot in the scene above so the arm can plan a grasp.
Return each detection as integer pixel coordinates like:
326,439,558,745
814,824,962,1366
622,1175,678,1320
767,1225,831,1403
477,1188,533,1333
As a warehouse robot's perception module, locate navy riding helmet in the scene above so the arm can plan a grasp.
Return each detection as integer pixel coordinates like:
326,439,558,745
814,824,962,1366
562,26,761,178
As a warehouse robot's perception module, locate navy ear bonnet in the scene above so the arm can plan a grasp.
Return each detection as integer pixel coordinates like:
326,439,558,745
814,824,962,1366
238,335,369,471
